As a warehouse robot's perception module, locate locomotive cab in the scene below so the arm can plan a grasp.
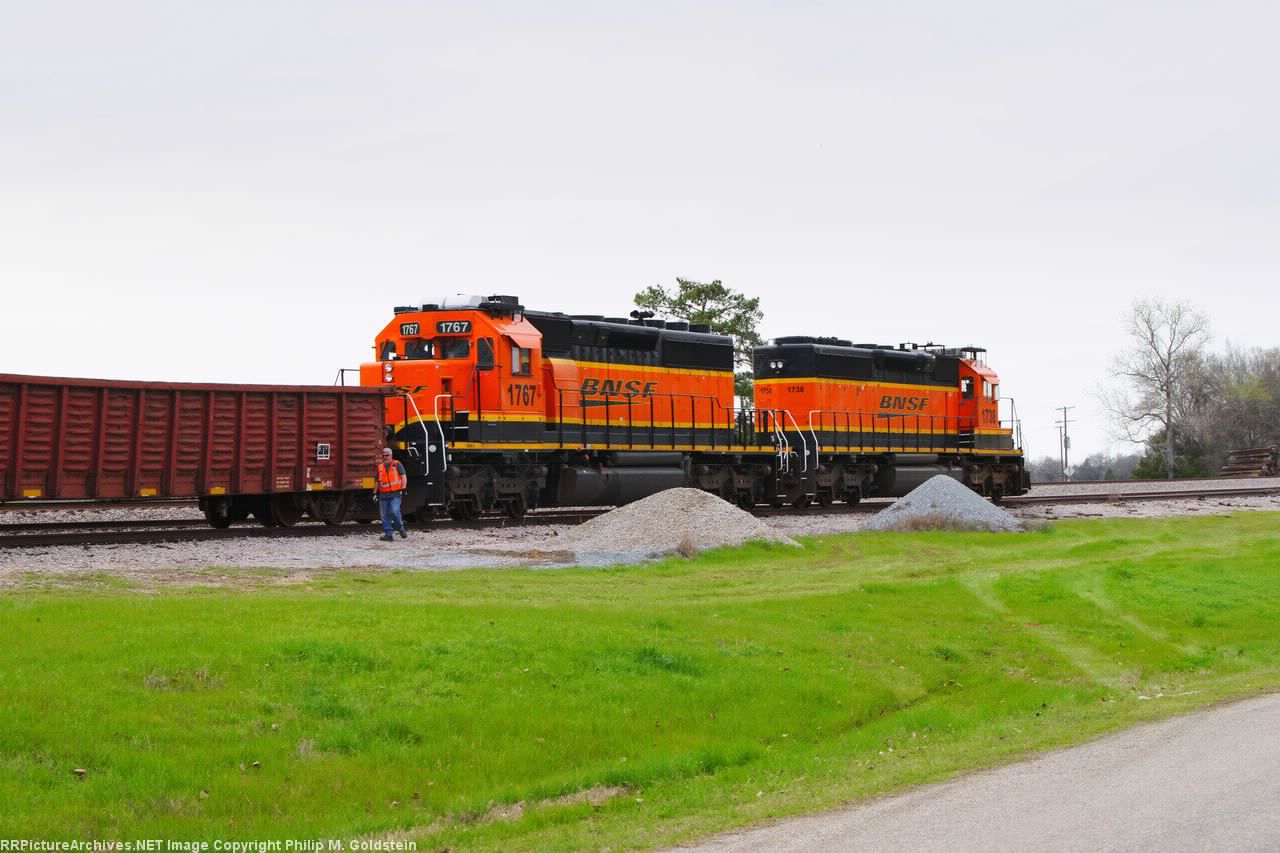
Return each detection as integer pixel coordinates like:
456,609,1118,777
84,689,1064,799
360,294,545,448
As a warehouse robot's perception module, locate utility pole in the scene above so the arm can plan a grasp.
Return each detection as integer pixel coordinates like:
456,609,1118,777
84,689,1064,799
1055,405,1075,481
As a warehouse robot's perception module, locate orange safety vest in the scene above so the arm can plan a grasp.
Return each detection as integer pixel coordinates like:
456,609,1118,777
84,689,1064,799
377,460,406,493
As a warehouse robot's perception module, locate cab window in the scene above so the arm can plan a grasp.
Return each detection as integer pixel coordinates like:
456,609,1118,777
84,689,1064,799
403,339,433,360
476,337,494,370
511,343,532,375
960,377,974,400
379,340,397,361
438,338,470,359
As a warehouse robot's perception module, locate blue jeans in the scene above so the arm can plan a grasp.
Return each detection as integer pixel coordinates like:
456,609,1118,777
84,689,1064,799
378,493,405,536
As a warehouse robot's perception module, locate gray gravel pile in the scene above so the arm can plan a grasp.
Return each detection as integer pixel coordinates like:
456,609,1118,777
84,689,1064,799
863,475,1025,533
555,487,799,563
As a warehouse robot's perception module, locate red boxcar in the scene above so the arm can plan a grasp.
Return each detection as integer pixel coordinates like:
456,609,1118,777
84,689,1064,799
0,374,388,526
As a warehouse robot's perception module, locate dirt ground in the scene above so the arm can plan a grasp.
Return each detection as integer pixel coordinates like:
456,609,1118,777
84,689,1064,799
2,494,1278,590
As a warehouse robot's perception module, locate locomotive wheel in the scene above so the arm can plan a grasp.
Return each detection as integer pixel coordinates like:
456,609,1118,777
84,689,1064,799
844,489,862,506
270,494,305,528
503,497,527,520
816,490,833,508
736,491,755,511
203,498,232,529
792,495,811,509
448,501,481,522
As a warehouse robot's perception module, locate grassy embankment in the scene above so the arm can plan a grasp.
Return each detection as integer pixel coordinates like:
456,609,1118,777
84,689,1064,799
2,513,1280,849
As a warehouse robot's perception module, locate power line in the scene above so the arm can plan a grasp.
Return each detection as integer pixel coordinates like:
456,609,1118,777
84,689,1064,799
1055,405,1076,481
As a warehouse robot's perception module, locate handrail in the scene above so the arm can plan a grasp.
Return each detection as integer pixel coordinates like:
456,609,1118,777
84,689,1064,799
782,410,810,473
999,396,1023,450
432,394,452,469
806,410,822,455
773,410,790,472
401,393,433,476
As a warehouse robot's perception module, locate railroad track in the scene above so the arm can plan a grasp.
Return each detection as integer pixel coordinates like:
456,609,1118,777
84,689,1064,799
1003,485,1280,505
0,508,608,549
3,483,1278,549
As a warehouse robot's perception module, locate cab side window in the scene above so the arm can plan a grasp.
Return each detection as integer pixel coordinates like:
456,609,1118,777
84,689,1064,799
379,340,397,361
961,377,974,399
511,343,532,375
477,337,495,370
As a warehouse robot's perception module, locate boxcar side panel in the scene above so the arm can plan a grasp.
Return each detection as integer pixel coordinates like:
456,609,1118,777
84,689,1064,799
0,374,388,502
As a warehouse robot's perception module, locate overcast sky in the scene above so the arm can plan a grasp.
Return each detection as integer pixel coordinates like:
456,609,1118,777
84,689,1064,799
3,1,1276,463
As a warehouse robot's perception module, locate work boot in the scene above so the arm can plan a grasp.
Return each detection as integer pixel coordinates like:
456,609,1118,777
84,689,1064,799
398,530,407,539
379,535,394,542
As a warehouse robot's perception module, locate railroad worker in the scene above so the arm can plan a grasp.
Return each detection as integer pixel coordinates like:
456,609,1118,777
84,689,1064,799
376,447,408,541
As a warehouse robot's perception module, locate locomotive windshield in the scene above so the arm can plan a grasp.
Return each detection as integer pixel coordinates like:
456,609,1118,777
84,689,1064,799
438,338,470,359
403,339,433,360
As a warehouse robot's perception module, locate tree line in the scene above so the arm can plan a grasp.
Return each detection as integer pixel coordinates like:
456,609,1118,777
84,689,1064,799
1099,298,1279,480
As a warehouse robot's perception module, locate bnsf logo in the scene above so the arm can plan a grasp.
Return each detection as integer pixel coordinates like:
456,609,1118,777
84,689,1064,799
581,378,658,398
879,395,929,411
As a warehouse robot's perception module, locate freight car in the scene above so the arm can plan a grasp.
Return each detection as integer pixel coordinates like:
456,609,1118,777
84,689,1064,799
0,374,388,527
361,294,1028,519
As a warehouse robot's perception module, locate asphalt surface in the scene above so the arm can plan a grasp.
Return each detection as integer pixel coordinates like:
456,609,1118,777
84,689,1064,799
685,692,1280,852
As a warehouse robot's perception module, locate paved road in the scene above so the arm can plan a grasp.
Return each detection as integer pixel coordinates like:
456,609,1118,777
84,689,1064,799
685,692,1280,852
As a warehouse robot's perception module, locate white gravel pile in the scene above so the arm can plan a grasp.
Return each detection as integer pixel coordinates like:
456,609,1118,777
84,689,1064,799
554,487,799,563
863,475,1025,533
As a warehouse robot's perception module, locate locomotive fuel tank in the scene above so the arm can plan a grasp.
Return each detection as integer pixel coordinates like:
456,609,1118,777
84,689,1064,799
875,464,964,497
556,465,688,506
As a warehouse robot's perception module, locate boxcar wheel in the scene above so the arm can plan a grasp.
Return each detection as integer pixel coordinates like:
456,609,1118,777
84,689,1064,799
271,494,305,528
309,494,348,526
203,498,233,529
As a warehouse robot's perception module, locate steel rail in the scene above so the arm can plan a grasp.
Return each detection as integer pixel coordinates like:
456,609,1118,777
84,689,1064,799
0,508,608,549
4,484,1278,549
1003,486,1280,505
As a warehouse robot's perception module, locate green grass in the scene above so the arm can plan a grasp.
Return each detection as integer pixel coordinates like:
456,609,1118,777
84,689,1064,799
3,513,1280,849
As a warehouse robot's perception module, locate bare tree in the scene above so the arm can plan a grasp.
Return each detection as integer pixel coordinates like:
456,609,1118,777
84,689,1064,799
1102,299,1210,479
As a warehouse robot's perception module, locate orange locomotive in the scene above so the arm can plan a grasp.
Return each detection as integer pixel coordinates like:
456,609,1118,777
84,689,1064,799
357,295,1026,520
753,337,1025,505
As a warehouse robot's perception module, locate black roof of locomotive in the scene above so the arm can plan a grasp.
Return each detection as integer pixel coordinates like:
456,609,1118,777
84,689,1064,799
755,338,966,388
524,310,734,372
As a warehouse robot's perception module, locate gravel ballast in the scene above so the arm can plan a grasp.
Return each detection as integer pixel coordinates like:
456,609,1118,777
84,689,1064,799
862,475,1025,532
550,487,799,563
5,491,1280,589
